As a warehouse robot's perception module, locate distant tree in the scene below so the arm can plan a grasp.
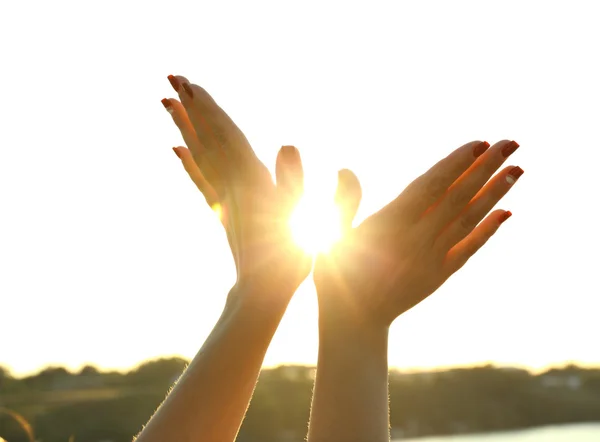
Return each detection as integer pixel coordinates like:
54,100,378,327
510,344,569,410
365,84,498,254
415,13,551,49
0,366,11,389
4,362,600,442
78,365,100,376
22,366,71,390
127,358,188,387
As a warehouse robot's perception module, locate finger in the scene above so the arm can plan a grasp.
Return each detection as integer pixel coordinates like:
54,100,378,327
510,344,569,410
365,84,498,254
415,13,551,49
425,139,519,232
171,75,269,185
167,76,230,191
442,209,512,276
335,169,362,231
174,144,237,257
168,74,239,152
167,74,189,92
172,146,219,208
276,145,304,204
395,140,491,220
437,166,524,251
161,98,221,185
161,98,202,155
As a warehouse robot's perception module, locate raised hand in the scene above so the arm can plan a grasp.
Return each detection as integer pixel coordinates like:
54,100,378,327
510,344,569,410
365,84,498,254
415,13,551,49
308,140,523,442
163,75,310,303
137,77,314,442
315,139,523,327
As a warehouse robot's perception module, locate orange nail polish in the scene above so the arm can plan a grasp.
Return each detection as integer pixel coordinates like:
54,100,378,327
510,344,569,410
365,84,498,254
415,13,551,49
506,166,524,184
172,147,181,159
167,75,180,92
473,141,490,158
501,141,520,158
499,211,512,224
161,98,173,114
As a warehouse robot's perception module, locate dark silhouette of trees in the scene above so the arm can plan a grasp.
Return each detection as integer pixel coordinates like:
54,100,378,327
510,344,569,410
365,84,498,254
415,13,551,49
1,361,599,442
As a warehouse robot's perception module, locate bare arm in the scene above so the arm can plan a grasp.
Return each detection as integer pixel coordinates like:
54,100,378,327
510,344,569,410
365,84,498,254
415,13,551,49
308,320,390,442
309,140,523,442
136,284,286,442
141,75,312,442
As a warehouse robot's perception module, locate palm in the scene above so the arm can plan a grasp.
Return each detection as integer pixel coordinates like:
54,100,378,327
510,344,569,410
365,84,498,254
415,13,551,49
163,76,311,297
314,207,445,325
223,177,311,290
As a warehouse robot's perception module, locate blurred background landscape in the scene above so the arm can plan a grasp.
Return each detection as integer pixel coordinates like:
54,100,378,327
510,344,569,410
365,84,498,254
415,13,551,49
2,360,600,441
2,0,600,440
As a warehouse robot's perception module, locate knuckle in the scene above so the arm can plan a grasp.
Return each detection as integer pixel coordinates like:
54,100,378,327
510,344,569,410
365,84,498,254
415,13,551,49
191,83,205,95
481,185,506,209
425,174,447,198
465,242,480,257
458,215,474,233
496,176,511,194
448,189,467,207
483,159,501,176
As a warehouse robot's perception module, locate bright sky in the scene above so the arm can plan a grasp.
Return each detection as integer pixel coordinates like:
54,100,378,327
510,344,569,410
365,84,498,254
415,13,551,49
1,0,598,377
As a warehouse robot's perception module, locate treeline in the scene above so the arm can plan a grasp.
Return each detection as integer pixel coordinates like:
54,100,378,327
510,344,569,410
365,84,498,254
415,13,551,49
1,361,600,442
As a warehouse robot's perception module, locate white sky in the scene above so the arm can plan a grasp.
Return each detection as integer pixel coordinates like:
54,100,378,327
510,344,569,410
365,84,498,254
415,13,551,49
1,0,598,376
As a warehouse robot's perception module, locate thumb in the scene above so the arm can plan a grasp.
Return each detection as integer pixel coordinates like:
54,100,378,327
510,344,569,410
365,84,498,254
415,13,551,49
275,145,305,208
335,169,362,232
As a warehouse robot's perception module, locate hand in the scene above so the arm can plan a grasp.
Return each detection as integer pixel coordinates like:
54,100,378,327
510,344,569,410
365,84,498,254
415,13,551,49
141,76,318,442
162,75,310,305
315,140,523,328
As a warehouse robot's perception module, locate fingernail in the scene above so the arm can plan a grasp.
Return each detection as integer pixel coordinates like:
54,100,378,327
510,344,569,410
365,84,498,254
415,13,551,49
506,166,524,185
473,141,490,158
499,211,512,224
281,145,299,158
161,98,174,114
338,169,351,185
501,140,520,158
182,83,194,98
167,75,180,92
172,147,181,159
336,169,356,194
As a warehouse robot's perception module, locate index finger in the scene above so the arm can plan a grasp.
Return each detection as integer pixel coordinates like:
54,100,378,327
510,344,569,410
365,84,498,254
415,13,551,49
161,97,222,195
169,75,259,167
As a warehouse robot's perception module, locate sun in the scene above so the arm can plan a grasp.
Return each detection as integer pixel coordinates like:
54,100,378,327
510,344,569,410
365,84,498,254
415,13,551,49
289,194,342,254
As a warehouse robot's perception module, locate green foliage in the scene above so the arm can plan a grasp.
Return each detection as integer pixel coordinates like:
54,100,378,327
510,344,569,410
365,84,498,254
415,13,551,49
1,361,599,442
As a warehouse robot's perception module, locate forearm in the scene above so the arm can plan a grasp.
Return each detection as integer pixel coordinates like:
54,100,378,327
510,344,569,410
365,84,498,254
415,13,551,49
308,319,390,442
136,283,288,442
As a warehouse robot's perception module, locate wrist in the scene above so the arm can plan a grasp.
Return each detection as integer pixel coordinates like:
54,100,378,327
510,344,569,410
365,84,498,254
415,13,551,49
223,279,293,324
318,316,389,358
318,298,389,336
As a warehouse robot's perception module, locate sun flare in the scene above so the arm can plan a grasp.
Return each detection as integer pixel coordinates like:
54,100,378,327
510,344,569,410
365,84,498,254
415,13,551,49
290,195,342,254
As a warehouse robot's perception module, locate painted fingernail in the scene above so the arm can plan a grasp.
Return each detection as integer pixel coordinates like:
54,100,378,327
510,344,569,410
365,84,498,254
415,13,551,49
161,98,174,114
473,141,490,158
172,147,181,159
167,75,180,92
499,211,512,224
501,140,520,158
182,83,194,98
506,166,524,185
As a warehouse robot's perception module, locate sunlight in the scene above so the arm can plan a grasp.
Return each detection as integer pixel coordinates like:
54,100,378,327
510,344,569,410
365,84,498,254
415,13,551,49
290,195,342,254
211,202,223,221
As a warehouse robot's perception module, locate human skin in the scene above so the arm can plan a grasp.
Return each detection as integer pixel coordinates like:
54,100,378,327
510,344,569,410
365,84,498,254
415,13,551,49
135,75,320,442
162,77,524,442
308,140,523,442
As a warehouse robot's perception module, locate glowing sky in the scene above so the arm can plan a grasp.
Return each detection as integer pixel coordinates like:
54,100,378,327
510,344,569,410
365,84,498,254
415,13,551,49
1,0,598,375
